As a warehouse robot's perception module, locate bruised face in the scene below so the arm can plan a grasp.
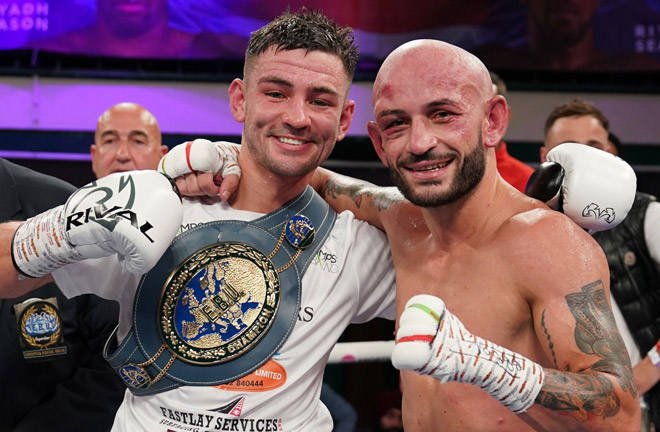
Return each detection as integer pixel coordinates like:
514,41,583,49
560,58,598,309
541,114,610,162
91,103,167,179
229,47,354,179
368,41,497,208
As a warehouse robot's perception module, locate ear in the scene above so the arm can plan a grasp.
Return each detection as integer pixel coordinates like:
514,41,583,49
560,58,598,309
367,121,389,167
228,78,246,123
336,100,355,142
160,145,169,157
539,145,548,163
483,95,509,148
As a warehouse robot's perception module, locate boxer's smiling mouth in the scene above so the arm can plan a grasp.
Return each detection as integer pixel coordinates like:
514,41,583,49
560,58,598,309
276,136,307,146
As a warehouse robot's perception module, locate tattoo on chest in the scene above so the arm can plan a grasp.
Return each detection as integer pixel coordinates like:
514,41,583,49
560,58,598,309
536,281,636,420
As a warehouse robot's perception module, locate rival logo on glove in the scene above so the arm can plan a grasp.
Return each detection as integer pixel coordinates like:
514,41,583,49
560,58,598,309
582,203,615,224
66,204,155,243
65,174,156,243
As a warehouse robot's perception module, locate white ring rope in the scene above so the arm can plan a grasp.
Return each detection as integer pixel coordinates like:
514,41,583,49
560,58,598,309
328,340,394,364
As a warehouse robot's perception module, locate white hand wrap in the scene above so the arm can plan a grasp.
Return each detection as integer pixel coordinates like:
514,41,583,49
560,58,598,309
546,143,636,232
12,170,182,277
158,139,241,179
392,294,545,414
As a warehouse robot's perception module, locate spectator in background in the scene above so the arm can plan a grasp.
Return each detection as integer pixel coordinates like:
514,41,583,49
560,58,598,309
91,102,168,179
368,390,403,432
541,97,660,432
321,383,358,432
489,70,535,192
32,0,233,58
0,101,170,431
0,158,125,431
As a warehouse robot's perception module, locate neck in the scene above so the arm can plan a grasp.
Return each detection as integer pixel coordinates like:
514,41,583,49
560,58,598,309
421,162,502,247
227,155,312,214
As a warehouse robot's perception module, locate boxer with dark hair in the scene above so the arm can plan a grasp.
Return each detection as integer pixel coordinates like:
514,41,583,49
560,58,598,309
0,9,396,431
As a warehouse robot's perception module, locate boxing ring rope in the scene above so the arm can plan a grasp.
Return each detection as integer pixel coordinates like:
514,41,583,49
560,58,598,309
328,340,394,364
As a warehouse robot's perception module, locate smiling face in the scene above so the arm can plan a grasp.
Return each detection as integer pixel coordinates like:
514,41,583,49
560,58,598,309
229,46,354,180
368,40,506,207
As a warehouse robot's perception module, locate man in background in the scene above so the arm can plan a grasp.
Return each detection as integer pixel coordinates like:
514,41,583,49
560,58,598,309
91,102,168,178
541,97,660,432
0,159,125,431
0,101,168,431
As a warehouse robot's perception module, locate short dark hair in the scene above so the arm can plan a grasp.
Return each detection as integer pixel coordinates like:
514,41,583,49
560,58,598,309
608,131,623,157
245,8,359,80
544,97,610,137
489,70,507,98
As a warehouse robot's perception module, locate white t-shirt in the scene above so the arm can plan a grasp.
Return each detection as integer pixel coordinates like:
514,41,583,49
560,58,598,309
53,197,396,432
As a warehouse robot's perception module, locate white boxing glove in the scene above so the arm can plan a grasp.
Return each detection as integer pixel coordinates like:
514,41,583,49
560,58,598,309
11,170,182,277
526,143,636,232
158,138,241,179
392,295,545,414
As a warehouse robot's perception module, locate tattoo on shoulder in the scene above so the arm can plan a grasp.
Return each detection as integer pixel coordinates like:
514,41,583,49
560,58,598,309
322,178,402,211
536,281,636,420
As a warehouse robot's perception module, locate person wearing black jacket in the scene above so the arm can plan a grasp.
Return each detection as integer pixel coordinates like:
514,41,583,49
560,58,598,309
0,158,125,431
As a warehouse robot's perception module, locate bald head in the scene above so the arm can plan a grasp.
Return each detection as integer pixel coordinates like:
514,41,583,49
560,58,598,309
374,40,493,108
91,102,167,179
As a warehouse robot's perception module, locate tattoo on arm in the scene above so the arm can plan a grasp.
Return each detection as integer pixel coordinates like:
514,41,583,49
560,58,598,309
321,178,402,211
541,310,558,369
535,281,636,420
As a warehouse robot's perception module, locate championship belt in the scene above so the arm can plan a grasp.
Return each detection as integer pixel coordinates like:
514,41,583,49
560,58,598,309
104,186,336,395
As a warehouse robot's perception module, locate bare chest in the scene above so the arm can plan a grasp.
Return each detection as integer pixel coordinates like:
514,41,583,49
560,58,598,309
391,239,530,342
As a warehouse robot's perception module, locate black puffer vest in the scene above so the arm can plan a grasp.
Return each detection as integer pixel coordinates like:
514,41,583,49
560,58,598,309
593,192,660,425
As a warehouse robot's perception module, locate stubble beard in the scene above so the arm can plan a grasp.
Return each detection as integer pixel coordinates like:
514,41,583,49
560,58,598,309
389,136,486,208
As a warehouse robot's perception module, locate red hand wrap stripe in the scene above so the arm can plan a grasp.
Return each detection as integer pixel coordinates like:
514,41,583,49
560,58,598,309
185,141,194,172
398,335,434,344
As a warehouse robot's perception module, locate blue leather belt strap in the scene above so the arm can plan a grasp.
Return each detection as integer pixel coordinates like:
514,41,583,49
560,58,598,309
104,186,336,395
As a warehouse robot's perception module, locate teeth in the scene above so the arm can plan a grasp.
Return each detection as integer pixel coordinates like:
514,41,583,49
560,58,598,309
413,161,449,171
278,137,306,145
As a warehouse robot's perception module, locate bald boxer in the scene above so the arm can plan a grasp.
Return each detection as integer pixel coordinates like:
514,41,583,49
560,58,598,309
318,39,639,431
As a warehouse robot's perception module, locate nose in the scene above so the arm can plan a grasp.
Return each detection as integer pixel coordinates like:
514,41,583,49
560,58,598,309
282,97,311,130
115,139,131,161
408,119,438,155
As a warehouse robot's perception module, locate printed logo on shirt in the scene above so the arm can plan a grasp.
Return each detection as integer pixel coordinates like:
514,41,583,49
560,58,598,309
313,249,340,273
159,403,282,431
209,396,245,416
213,359,287,392
179,222,206,234
298,306,314,322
